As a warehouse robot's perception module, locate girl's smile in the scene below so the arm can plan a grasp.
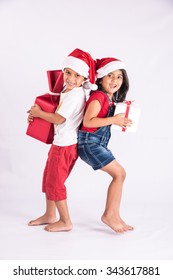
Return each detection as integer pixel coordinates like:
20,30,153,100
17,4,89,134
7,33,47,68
100,70,123,98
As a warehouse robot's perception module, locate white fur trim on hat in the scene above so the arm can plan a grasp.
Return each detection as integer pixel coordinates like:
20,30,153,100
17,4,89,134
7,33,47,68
96,60,126,78
62,56,89,78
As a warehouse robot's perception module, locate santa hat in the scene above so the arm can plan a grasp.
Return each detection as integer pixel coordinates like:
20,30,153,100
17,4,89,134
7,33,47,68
96,57,126,78
62,48,97,90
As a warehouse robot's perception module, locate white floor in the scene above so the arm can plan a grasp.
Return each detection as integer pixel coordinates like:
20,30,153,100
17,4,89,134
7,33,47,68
1,0,173,264
1,187,173,260
1,139,173,261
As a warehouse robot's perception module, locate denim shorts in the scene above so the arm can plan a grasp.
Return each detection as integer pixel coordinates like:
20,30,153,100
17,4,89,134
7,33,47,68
77,131,115,170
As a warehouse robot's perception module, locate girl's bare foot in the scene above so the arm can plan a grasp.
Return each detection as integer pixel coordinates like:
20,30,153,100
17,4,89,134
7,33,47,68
120,218,134,230
101,215,126,233
44,220,73,232
101,214,133,233
28,214,57,226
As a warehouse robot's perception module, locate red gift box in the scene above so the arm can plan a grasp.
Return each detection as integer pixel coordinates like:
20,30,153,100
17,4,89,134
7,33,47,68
26,70,64,144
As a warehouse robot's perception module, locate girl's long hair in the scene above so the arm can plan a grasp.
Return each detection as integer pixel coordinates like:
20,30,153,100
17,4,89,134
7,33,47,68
95,69,129,103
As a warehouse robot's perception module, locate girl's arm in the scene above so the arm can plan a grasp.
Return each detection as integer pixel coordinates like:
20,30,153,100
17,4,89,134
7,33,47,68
28,104,65,125
83,100,132,128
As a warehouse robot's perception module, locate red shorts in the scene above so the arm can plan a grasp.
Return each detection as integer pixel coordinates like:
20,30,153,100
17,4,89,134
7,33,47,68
42,144,78,200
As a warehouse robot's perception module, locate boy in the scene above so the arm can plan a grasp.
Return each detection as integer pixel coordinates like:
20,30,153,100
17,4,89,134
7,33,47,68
28,48,96,232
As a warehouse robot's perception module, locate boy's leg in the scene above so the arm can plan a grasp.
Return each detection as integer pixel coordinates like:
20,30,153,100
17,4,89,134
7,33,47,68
100,159,133,233
44,145,77,232
28,195,57,226
44,199,73,232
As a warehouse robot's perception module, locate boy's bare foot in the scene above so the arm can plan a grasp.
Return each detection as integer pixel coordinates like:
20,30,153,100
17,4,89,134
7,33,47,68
28,214,57,226
44,220,73,232
101,214,133,233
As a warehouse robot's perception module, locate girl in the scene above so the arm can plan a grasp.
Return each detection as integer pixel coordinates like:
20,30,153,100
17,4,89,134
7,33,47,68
78,57,133,233
27,48,96,232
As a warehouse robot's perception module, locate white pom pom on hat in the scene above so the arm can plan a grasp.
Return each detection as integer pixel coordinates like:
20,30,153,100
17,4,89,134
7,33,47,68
96,57,126,78
83,81,98,91
62,48,97,90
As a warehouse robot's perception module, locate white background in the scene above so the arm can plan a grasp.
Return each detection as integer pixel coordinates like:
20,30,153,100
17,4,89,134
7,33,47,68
0,0,173,262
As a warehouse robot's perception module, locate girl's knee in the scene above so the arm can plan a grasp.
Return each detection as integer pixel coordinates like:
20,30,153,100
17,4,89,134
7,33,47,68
114,166,126,181
118,167,126,181
102,160,126,181
121,167,126,181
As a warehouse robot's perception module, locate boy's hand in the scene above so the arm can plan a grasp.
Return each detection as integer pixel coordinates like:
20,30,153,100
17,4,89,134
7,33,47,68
29,104,42,118
113,113,133,129
27,104,42,123
27,111,34,123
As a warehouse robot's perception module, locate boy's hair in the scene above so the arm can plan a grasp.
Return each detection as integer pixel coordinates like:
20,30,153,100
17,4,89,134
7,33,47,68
95,69,129,103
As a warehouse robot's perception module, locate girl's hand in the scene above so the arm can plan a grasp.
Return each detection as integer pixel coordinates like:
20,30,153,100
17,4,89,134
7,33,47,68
113,113,133,129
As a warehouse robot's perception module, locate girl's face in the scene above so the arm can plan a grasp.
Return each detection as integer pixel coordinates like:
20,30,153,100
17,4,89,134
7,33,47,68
63,68,85,91
100,70,123,96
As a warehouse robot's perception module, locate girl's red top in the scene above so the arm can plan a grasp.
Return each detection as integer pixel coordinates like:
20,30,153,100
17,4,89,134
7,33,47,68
81,91,111,133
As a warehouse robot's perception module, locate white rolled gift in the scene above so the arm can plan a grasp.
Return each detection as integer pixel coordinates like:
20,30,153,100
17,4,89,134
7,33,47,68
112,101,141,132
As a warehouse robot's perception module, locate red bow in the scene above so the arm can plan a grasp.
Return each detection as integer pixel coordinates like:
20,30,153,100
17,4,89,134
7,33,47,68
122,100,134,132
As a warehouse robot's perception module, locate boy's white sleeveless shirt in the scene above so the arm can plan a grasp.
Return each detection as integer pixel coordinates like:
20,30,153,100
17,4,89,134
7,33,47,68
53,87,86,146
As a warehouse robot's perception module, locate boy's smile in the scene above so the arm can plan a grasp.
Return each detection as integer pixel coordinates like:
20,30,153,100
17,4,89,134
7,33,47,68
63,68,85,92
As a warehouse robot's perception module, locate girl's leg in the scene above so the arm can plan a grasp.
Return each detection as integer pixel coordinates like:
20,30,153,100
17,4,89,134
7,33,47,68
101,159,133,233
28,195,57,226
44,199,73,232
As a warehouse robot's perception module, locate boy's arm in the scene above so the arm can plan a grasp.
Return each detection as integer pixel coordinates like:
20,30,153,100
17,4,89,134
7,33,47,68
29,104,65,125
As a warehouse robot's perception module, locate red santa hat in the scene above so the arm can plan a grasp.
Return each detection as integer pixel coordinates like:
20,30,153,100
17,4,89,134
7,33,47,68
62,48,97,90
96,57,126,78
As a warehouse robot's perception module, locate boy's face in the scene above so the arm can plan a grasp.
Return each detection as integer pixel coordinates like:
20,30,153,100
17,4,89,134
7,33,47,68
63,68,86,91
